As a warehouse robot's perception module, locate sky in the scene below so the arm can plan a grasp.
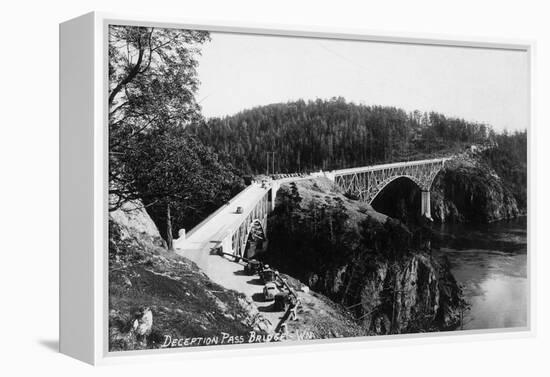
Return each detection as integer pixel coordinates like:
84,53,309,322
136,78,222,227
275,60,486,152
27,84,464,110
196,32,529,132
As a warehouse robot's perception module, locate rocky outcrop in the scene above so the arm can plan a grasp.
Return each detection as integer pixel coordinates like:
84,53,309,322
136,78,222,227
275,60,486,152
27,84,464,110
431,157,520,223
303,246,463,334
351,253,461,334
109,201,166,251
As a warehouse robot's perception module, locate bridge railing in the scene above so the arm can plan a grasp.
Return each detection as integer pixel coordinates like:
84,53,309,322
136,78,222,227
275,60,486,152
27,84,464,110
331,157,450,177
270,172,312,180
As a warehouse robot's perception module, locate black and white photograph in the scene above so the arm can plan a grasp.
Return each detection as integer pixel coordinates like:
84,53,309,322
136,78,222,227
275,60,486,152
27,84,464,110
107,24,529,352
6,0,550,374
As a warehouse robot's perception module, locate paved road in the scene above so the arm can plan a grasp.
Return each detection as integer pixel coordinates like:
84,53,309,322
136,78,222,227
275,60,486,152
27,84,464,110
175,183,267,253
174,182,285,330
175,243,286,330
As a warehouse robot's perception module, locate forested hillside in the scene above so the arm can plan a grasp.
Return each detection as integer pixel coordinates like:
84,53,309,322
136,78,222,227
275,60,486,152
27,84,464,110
108,26,243,245
481,131,527,209
187,98,494,174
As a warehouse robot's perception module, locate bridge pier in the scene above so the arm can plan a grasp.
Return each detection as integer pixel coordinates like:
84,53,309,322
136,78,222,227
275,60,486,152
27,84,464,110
421,190,432,220
269,181,280,211
222,230,232,255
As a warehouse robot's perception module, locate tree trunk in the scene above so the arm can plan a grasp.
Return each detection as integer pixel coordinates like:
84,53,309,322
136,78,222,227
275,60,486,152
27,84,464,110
166,202,173,250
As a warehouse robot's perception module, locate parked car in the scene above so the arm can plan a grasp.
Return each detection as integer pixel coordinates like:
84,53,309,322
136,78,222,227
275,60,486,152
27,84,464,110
259,266,277,284
263,282,278,301
243,259,263,275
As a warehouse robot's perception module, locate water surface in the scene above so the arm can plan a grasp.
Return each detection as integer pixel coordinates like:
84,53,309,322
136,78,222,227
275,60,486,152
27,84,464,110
436,217,528,330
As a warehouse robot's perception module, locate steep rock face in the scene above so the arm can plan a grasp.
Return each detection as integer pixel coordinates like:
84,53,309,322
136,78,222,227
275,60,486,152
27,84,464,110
358,253,462,333
263,179,464,335
430,190,463,224
307,249,461,334
109,201,166,260
110,202,166,247
431,158,520,223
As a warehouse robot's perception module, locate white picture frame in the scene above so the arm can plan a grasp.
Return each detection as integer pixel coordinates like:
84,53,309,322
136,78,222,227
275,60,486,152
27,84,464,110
59,11,535,365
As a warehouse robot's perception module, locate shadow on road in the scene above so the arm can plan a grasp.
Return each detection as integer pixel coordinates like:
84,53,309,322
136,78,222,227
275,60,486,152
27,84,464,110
258,304,276,312
252,292,267,302
247,278,264,286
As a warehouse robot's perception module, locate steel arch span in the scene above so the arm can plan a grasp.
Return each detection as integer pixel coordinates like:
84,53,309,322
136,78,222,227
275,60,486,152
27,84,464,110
327,158,450,218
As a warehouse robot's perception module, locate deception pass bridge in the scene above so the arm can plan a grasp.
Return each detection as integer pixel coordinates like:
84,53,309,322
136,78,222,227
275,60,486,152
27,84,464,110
174,157,450,259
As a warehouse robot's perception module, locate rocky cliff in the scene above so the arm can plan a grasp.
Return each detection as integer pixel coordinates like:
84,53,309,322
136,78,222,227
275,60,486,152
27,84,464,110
262,179,465,335
431,155,521,223
340,251,463,334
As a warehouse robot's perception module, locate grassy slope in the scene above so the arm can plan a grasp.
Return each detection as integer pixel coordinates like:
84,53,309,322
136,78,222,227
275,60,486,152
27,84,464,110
279,273,368,339
291,177,387,226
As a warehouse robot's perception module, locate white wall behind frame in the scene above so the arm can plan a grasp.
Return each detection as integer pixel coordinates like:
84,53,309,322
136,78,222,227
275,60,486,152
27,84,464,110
0,0,548,376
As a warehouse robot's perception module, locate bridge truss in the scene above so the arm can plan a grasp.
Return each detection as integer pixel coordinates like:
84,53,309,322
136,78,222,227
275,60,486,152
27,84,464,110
231,193,269,258
332,158,449,204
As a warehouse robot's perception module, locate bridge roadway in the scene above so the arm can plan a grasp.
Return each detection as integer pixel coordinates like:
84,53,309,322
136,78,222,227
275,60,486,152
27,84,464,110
175,183,267,253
